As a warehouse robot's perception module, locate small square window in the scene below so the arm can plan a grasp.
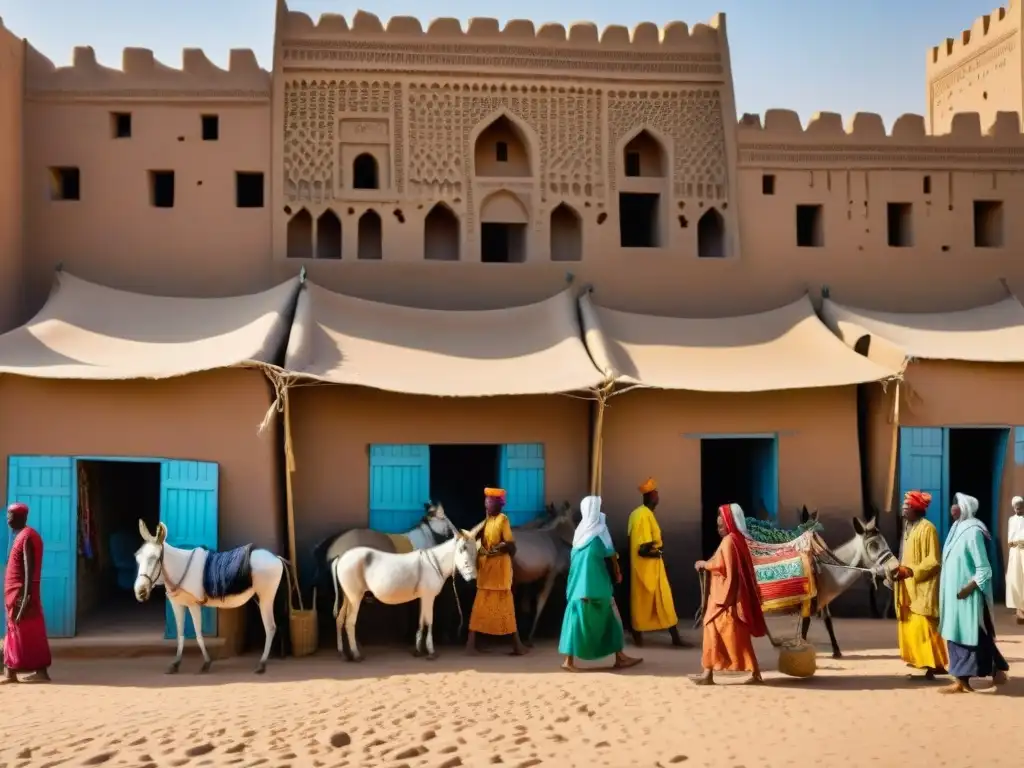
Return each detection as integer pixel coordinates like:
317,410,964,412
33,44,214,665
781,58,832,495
624,151,641,178
496,141,508,163
974,200,1004,248
111,112,132,139
49,167,80,201
796,204,823,247
201,114,219,141
762,174,775,195
149,170,175,208
887,203,913,247
922,175,931,195
235,172,264,208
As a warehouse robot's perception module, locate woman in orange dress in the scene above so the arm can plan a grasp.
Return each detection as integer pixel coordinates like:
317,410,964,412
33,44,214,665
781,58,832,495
693,503,766,685
467,488,527,655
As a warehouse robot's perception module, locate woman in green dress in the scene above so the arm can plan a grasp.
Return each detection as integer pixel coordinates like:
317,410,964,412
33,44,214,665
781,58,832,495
559,495,643,671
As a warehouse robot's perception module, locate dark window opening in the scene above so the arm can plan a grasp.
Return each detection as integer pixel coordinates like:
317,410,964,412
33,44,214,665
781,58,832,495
352,153,379,190
481,222,526,263
887,202,913,247
235,172,264,208
75,460,164,635
762,174,775,195
697,207,726,258
496,141,508,163
700,437,776,559
974,200,1004,248
111,112,132,139
201,114,219,141
618,192,660,248
316,209,342,259
923,175,932,195
796,204,823,247
429,444,501,531
357,210,383,260
624,151,641,178
49,167,80,201
149,171,175,208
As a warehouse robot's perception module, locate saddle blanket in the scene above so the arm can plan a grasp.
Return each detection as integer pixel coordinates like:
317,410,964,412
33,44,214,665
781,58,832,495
745,536,817,613
202,544,254,600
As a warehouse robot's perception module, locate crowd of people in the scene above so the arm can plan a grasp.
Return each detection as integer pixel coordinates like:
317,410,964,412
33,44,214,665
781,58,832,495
4,480,1024,688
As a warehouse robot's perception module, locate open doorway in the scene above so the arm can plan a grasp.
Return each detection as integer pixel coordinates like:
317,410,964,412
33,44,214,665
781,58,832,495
76,460,163,637
429,444,501,530
699,436,778,558
948,427,1008,596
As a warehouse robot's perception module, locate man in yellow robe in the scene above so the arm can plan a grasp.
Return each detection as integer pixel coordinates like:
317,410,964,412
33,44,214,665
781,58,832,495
893,489,948,681
627,478,688,648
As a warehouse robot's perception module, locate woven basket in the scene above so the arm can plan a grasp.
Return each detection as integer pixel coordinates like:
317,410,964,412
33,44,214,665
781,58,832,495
777,641,817,678
289,586,318,658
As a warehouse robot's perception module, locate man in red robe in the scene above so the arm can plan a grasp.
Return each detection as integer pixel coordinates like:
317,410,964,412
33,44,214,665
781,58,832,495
2,502,52,683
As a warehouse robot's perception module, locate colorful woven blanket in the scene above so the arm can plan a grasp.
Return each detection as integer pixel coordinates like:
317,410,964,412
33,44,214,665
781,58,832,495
745,516,823,544
745,536,817,613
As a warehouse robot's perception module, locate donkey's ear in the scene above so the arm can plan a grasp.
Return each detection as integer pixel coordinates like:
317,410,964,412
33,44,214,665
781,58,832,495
138,519,153,542
800,505,809,523
852,517,866,536
155,522,168,545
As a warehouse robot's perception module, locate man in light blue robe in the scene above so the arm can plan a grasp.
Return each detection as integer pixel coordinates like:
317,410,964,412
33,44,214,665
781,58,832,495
938,492,1009,694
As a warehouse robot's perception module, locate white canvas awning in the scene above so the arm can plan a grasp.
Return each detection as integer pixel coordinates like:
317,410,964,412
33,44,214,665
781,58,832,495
579,293,896,392
284,282,604,396
0,272,300,380
821,297,1024,365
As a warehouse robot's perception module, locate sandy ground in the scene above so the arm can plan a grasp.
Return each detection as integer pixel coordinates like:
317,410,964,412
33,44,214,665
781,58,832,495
2,618,1024,768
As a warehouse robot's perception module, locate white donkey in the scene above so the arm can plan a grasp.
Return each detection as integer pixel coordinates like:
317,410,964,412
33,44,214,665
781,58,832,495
134,520,287,675
332,520,483,661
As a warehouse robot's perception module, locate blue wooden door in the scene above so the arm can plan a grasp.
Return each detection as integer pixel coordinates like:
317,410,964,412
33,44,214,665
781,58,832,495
750,438,779,520
1,457,76,638
988,428,1011,594
368,445,430,533
499,443,546,527
160,460,218,639
899,427,949,538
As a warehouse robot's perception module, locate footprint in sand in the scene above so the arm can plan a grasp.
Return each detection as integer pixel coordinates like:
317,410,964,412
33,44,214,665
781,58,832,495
437,758,463,768
184,743,216,758
81,752,117,765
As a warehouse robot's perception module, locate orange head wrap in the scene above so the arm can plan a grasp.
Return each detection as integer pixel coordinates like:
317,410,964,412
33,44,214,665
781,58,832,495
484,488,507,502
638,477,657,495
903,490,932,512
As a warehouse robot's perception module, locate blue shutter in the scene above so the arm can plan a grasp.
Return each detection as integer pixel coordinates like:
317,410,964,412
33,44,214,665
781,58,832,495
499,444,546,527
898,427,949,538
989,428,1011,595
2,457,76,638
752,438,780,521
368,445,430,533
160,460,219,639
1014,427,1024,465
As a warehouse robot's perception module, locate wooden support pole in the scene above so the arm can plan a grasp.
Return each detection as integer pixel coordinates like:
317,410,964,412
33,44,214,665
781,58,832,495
283,387,298,569
883,381,901,514
590,394,607,496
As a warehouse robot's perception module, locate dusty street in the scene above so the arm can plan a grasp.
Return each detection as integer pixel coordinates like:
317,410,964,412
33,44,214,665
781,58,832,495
2,619,1023,768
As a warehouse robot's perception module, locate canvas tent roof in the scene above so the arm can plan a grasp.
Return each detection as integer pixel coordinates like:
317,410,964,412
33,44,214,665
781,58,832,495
578,293,896,392
0,272,300,380
284,282,604,396
820,297,1024,364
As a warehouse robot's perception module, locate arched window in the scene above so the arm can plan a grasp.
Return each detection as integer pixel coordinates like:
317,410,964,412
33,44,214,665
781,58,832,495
316,209,342,259
697,207,725,259
357,210,383,260
352,153,379,190
549,203,582,261
286,209,313,259
474,115,530,178
424,203,460,261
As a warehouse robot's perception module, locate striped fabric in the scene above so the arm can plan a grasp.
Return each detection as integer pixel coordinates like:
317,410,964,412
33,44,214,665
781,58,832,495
745,535,818,613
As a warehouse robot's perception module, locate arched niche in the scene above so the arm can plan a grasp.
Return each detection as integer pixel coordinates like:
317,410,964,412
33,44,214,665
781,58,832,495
357,210,383,260
550,203,582,262
697,207,725,259
317,209,342,259
473,112,532,178
352,153,380,190
622,128,668,178
286,209,313,259
424,203,460,261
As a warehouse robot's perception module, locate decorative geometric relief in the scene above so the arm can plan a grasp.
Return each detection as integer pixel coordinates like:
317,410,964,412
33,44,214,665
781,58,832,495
283,79,395,203
608,89,728,200
406,83,603,238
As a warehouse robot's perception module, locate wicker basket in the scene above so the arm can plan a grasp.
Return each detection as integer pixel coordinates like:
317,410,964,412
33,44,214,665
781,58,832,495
284,561,318,658
777,640,817,678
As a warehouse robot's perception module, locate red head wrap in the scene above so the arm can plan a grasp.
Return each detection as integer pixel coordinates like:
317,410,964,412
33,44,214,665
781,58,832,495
904,490,932,512
716,504,767,638
7,502,28,517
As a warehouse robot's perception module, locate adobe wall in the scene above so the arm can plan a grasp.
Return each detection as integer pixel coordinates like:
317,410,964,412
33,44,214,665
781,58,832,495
287,386,589,572
600,386,866,616
926,3,1022,136
20,42,274,312
0,20,24,330
863,359,1024,568
0,369,283,551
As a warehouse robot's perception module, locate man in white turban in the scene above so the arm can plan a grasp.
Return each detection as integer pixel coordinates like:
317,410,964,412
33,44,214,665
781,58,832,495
1007,495,1024,624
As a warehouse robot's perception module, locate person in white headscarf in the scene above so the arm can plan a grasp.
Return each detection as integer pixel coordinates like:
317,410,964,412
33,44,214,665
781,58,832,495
558,496,642,672
1006,496,1024,623
938,492,1008,693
